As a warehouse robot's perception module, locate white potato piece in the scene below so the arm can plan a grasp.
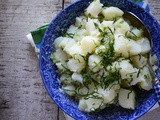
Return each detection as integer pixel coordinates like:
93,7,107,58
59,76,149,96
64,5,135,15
67,58,86,73
102,7,124,20
78,97,105,112
118,88,136,109
119,60,135,79
107,61,120,73
150,54,158,66
64,43,86,56
85,0,103,18
75,16,87,27
97,86,119,104
114,34,130,58
88,54,102,72
128,39,141,56
62,85,75,96
59,74,71,84
81,36,99,54
72,73,83,83
85,18,101,37
101,21,114,33
114,19,131,35
74,29,88,41
59,37,75,49
67,25,78,34
53,36,64,49
131,28,142,38
53,49,68,62
55,62,67,71
137,37,151,54
130,55,147,68
139,66,152,90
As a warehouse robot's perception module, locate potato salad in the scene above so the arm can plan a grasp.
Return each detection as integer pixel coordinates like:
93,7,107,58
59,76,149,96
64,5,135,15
51,0,156,112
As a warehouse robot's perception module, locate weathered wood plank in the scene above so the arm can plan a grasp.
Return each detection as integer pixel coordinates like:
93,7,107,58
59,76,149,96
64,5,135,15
0,0,62,120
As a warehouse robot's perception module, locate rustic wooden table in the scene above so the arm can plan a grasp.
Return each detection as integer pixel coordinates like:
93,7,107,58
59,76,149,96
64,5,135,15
0,0,159,120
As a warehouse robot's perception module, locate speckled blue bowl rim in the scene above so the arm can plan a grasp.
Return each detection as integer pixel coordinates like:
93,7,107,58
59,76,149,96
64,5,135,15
39,0,160,120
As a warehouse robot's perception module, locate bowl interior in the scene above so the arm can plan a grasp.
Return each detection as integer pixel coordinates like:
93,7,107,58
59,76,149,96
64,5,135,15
39,0,160,119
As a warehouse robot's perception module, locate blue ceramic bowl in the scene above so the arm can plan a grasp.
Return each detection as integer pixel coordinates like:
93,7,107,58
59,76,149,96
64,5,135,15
39,0,160,119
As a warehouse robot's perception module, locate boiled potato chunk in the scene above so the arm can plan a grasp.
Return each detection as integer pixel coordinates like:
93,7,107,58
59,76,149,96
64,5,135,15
101,21,114,33
150,54,158,65
86,18,101,36
75,16,87,28
74,29,88,41
71,73,83,83
64,43,86,56
62,85,75,96
118,88,136,109
78,97,105,112
114,34,130,58
130,55,147,68
102,7,124,20
97,85,119,104
53,49,68,62
139,66,152,90
128,39,141,56
81,36,98,54
137,37,151,54
114,19,131,35
119,60,135,79
67,58,86,72
53,36,64,49
88,54,102,72
55,62,67,71
85,0,103,18
59,37,75,49
67,25,77,34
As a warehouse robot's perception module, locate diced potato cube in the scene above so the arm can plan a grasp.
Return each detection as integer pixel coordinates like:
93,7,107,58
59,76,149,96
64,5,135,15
150,54,158,66
78,97,105,112
74,29,88,41
59,74,71,84
130,55,147,68
137,37,151,54
114,19,131,35
72,73,83,83
97,86,118,104
102,7,124,20
131,28,142,38
53,49,68,62
75,16,87,28
81,36,98,54
101,21,114,33
59,37,75,49
128,39,141,56
67,25,78,34
64,43,86,56
118,88,136,109
85,0,103,18
119,60,135,79
107,61,121,73
55,62,67,71
62,85,75,96
88,54,102,72
86,18,101,36
67,58,86,73
114,34,130,58
53,36,64,49
139,66,152,90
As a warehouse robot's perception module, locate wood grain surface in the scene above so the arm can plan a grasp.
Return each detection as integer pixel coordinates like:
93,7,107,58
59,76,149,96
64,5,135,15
0,0,159,120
